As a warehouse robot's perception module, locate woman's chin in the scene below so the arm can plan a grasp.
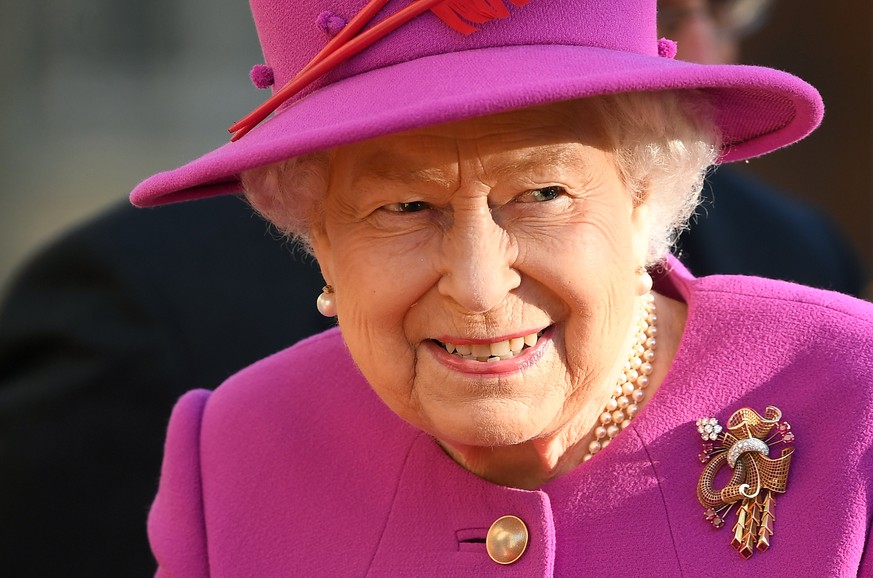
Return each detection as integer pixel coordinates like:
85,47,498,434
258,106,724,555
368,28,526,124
423,401,552,449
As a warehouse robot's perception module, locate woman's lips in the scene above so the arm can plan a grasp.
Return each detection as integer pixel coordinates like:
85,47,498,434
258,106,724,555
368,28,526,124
428,328,551,374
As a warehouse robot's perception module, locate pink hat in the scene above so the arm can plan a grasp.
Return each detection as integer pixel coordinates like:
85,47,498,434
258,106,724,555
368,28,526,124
130,0,823,208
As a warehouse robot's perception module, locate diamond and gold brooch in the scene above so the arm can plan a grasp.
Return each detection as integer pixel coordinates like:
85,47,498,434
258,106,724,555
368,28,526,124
695,406,795,559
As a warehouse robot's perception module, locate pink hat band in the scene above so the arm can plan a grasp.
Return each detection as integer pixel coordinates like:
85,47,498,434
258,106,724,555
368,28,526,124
131,0,823,208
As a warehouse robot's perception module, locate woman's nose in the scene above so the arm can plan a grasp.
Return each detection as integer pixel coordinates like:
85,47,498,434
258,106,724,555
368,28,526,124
437,207,521,314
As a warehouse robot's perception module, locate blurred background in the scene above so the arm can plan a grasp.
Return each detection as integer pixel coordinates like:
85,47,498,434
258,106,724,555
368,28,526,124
1,0,871,298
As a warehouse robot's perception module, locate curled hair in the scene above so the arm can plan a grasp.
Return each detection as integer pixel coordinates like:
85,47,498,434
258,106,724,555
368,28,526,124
241,151,332,253
241,91,720,263
592,91,721,264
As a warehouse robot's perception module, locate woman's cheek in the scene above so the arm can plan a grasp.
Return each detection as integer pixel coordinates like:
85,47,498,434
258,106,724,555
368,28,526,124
330,233,432,390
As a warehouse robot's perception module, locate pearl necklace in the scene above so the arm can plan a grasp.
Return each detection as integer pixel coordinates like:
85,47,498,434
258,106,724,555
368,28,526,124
582,292,657,462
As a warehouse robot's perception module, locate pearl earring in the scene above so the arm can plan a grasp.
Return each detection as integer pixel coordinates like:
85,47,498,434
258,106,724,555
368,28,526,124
316,285,337,317
636,266,653,295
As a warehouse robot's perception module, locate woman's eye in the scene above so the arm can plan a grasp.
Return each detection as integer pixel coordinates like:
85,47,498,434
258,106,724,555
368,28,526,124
383,201,430,213
518,186,565,203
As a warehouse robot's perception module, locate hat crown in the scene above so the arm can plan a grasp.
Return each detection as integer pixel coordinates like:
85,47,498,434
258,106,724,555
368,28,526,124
250,0,658,99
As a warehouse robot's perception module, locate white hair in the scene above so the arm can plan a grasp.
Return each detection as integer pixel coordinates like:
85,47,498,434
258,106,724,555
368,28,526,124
592,91,721,263
241,90,721,265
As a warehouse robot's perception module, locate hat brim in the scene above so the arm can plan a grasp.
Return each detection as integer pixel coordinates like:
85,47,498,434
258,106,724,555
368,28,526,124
131,44,822,207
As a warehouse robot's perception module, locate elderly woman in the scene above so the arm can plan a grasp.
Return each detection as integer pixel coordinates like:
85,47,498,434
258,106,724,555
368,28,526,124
132,0,873,575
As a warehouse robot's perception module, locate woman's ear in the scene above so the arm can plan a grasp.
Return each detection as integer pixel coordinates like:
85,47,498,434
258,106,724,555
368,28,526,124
309,225,335,285
630,193,652,266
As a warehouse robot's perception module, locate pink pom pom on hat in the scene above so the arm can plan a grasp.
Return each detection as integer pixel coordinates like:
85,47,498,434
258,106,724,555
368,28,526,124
657,38,678,59
249,64,275,89
131,0,823,208
317,10,348,37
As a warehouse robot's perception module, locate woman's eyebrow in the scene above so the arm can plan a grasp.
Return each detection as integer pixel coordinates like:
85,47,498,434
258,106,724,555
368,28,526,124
489,145,583,181
350,142,582,188
351,151,455,188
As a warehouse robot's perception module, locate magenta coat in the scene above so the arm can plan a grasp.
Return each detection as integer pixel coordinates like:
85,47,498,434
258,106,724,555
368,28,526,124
149,260,873,576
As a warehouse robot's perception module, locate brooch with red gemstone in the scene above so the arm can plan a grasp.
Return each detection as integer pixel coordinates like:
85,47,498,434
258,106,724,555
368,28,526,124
695,406,795,559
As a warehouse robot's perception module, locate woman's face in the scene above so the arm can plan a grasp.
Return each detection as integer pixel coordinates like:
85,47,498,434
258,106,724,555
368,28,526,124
310,101,652,450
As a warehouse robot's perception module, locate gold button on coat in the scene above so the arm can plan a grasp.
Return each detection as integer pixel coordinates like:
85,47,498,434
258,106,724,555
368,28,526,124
486,515,529,565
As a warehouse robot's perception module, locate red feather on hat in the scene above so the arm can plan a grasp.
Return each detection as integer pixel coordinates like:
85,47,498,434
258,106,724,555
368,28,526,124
229,0,528,140
432,0,529,34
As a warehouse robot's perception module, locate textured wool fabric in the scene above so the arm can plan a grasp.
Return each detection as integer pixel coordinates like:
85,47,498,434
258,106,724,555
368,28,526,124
149,260,873,576
130,0,823,208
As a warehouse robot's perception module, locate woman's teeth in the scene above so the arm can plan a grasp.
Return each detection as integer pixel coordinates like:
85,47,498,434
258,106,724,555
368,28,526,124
440,331,543,362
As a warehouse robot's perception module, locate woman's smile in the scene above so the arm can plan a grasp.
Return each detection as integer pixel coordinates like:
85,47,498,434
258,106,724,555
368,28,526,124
427,327,551,375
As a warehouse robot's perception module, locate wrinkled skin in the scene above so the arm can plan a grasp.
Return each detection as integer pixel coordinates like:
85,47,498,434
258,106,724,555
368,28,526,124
310,101,684,488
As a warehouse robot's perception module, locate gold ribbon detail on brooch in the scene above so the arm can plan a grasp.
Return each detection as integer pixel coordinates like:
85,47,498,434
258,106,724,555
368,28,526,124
695,406,795,559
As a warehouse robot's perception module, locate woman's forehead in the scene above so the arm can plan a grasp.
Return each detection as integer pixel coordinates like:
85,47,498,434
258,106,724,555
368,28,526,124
397,100,604,142
345,143,602,190
334,101,610,176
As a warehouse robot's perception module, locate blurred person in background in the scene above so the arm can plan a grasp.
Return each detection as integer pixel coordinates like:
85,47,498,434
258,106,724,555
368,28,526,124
0,0,864,576
0,197,332,576
661,0,867,292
